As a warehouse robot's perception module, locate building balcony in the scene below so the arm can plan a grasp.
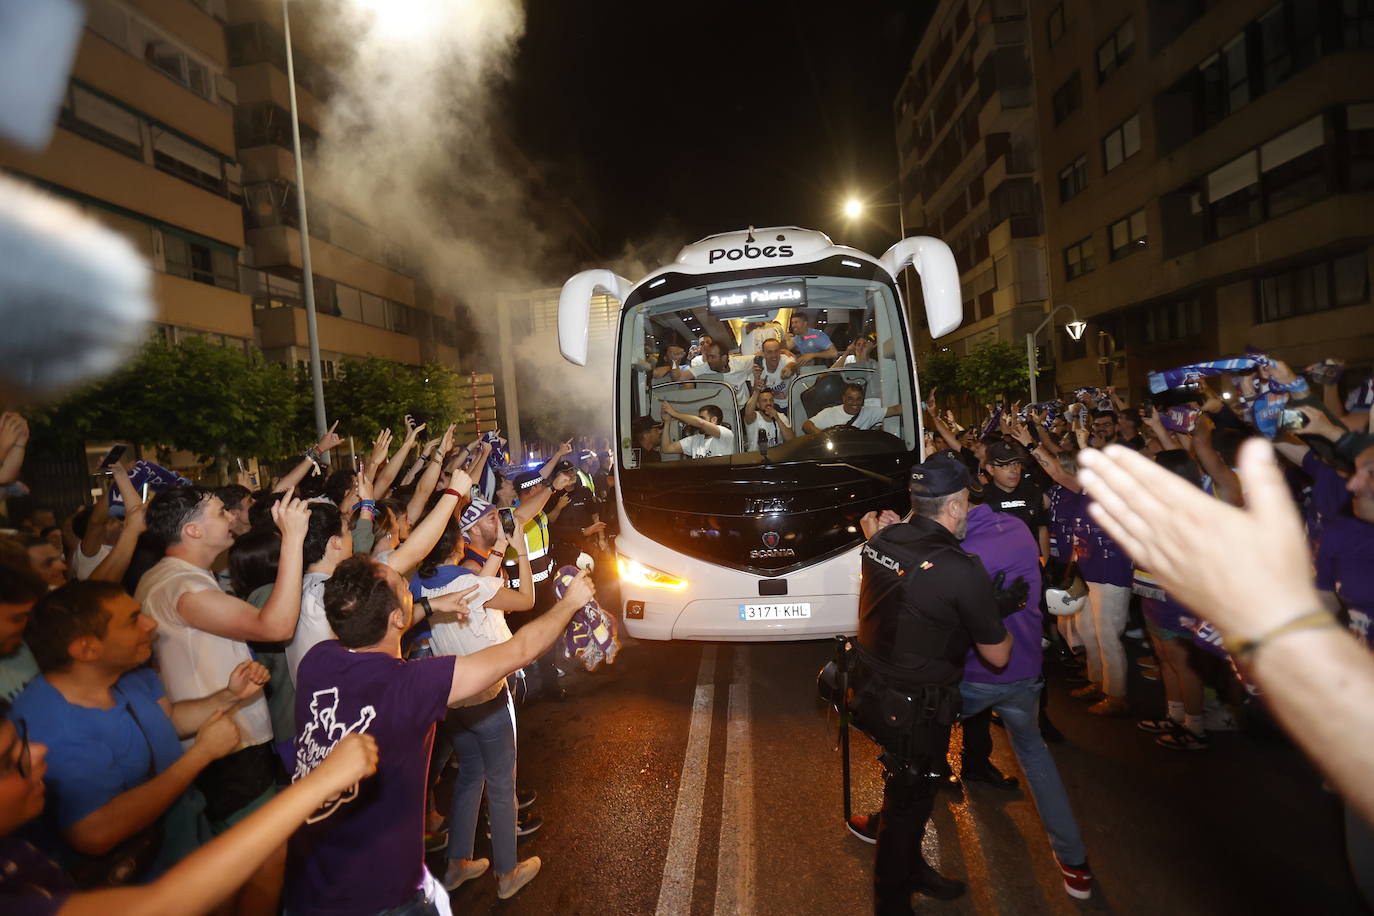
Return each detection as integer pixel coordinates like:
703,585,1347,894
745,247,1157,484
229,61,324,132
247,224,416,306
255,304,422,365
153,273,255,340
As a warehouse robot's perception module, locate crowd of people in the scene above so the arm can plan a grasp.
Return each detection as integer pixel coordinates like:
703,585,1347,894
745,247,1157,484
848,353,1374,912
0,414,621,915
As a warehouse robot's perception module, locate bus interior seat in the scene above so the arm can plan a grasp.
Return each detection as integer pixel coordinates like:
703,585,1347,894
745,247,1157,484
799,372,845,421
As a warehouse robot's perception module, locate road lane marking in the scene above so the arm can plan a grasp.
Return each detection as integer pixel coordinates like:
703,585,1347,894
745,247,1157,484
714,647,755,915
655,645,717,916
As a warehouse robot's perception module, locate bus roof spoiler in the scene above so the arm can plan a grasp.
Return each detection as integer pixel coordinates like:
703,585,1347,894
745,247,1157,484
558,269,633,366
878,236,962,339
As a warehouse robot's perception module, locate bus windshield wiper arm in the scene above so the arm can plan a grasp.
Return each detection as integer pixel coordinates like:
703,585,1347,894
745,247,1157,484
817,462,896,486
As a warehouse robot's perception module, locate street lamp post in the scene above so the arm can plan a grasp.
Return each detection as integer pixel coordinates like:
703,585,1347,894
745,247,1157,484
1027,304,1085,404
281,0,328,440
842,195,914,312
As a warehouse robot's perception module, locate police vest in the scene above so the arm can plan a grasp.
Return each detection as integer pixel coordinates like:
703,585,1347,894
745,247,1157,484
504,513,552,587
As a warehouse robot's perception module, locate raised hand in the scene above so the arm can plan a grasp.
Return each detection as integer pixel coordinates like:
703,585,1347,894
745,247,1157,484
308,733,379,796
317,420,343,454
272,494,313,543
123,501,148,537
226,660,270,700
370,428,393,466
557,439,573,457
194,709,241,760
444,466,473,496
429,583,481,623
562,569,594,608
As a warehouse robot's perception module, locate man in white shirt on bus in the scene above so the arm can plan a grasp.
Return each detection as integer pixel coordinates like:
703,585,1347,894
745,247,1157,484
803,381,901,434
742,367,795,450
660,403,736,458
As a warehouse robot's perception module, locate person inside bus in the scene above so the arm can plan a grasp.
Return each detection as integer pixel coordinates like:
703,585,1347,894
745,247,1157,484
659,403,735,458
630,416,663,463
753,338,797,412
803,381,901,434
651,339,692,382
832,333,877,370
742,368,795,450
786,311,838,368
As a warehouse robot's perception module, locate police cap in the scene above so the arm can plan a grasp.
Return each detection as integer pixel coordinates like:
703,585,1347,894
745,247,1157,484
908,453,970,498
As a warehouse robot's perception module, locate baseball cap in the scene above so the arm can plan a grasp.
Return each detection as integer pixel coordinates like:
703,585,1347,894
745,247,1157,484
631,415,663,437
459,495,495,532
908,453,971,498
986,440,1024,466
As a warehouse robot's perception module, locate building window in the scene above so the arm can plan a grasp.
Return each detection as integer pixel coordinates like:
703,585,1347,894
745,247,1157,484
59,84,142,159
1064,236,1095,280
1348,102,1374,190
1139,298,1202,344
1257,253,1369,322
1047,2,1067,46
151,129,226,196
1345,0,1374,49
1260,115,1328,217
1097,19,1136,83
1058,154,1089,202
1199,32,1250,130
1205,151,1262,238
1051,72,1083,125
1102,114,1141,172
163,232,237,291
1109,209,1148,260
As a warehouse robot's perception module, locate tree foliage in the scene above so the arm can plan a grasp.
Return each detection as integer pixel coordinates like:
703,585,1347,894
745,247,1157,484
954,340,1030,404
27,339,465,465
917,348,960,405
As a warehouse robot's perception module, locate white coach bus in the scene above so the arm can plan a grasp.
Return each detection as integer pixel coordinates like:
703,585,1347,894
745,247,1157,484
557,227,961,640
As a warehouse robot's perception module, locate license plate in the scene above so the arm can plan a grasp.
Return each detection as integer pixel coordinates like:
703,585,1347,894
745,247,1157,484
739,602,812,621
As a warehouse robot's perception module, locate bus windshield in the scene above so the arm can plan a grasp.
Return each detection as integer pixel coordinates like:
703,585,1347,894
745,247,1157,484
619,260,917,469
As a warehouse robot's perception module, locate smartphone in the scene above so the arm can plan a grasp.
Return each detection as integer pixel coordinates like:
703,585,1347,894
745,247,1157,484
97,444,127,475
235,457,246,473
140,481,150,502
753,354,764,369
1278,408,1310,432
497,506,517,538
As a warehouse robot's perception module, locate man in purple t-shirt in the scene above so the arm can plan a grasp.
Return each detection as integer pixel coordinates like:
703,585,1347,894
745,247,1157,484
285,556,593,915
959,501,1093,900
1316,438,1374,650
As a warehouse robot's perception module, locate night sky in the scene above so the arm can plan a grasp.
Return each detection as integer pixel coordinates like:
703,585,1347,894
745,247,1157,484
506,0,935,261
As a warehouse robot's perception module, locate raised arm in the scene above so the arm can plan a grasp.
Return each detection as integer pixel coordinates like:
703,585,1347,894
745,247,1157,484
447,573,593,705
87,502,148,584
1192,414,1243,506
178,497,311,642
384,468,471,574
64,710,240,856
406,424,455,523
61,735,378,916
373,419,425,498
742,366,763,424
0,412,29,485
663,402,722,438
541,439,573,479
922,389,962,452
275,422,343,494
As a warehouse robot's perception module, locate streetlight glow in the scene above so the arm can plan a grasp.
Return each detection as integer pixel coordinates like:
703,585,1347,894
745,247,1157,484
843,198,863,219
1065,319,1088,341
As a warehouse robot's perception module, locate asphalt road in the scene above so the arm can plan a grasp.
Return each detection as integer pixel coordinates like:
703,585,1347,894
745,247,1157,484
432,633,1367,914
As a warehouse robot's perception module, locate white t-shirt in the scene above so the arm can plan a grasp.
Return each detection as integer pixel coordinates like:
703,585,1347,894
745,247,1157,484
742,322,783,355
678,426,736,458
744,410,791,449
418,574,508,658
809,404,888,430
754,356,797,408
287,572,335,685
135,557,272,749
71,543,112,580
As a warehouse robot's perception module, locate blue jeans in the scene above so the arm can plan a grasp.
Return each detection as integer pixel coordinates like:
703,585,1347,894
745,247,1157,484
448,688,518,874
960,677,1087,865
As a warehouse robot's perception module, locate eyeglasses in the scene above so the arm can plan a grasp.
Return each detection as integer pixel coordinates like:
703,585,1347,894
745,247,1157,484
1,720,32,779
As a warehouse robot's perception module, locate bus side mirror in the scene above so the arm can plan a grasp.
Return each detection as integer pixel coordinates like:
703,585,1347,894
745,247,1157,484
879,236,962,339
557,269,632,366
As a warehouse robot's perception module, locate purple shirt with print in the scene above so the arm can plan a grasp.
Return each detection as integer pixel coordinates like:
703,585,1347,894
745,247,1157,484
1304,452,1352,549
1316,514,1374,650
285,641,456,915
1073,501,1134,587
961,504,1043,684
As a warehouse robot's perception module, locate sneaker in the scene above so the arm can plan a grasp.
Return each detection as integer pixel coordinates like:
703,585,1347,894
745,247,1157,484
846,812,878,845
444,857,489,891
486,809,543,840
1124,626,1145,640
959,761,1019,790
1058,859,1093,899
1136,656,1159,669
517,789,538,810
1139,667,1161,681
1156,728,1211,751
496,857,541,899
1087,696,1129,716
1204,701,1240,732
1069,683,1103,700
1136,718,1180,734
912,862,966,900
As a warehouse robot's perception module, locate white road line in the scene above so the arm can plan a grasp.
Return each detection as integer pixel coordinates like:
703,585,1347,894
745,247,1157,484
713,648,755,916
655,645,717,916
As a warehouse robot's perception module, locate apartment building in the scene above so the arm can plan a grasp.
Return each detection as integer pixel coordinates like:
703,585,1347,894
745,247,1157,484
893,0,1051,358
1030,0,1374,395
0,0,255,350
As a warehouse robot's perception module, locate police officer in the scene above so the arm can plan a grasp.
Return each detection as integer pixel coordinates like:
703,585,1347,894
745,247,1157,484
854,453,1012,913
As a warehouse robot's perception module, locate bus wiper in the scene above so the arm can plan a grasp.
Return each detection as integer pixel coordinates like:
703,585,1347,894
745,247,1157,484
817,462,896,486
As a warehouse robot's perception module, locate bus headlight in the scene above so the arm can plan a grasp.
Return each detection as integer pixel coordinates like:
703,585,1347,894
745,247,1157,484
617,554,688,590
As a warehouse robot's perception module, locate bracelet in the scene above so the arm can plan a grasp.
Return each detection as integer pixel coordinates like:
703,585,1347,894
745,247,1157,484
1224,610,1339,663
417,596,433,618
304,446,322,461
357,499,375,509
442,488,463,498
